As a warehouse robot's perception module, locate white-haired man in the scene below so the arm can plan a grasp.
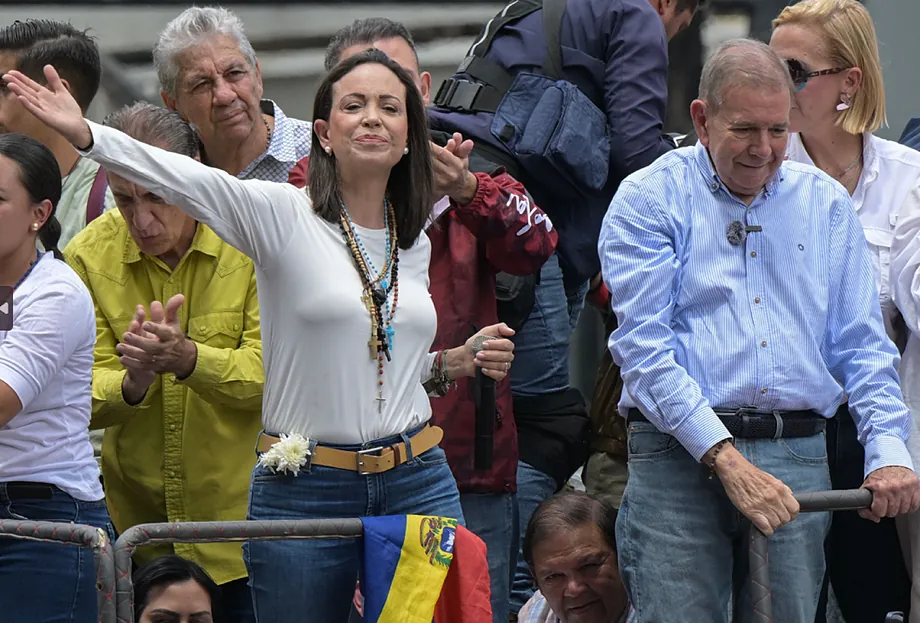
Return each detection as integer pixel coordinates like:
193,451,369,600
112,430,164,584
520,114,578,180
153,6,311,181
600,38,920,621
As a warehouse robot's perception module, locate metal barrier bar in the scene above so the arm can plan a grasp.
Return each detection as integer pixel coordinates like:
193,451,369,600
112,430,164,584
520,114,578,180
113,518,364,623
0,519,116,623
749,489,873,623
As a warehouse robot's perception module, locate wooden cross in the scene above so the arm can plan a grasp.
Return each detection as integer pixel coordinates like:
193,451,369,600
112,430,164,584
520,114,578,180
368,335,382,360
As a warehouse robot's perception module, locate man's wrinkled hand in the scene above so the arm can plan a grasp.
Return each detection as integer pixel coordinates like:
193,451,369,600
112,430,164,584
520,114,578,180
116,294,197,379
713,444,800,536
859,466,920,522
431,132,478,204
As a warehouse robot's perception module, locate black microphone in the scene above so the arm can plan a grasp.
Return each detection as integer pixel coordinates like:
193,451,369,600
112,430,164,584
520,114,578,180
726,221,763,246
472,335,497,470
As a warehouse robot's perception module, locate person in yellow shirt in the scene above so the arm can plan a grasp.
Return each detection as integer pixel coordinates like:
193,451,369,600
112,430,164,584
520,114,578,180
64,102,262,623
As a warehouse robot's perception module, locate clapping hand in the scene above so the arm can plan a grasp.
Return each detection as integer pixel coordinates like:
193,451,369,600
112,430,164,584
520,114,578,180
116,294,197,380
3,65,94,149
431,132,478,204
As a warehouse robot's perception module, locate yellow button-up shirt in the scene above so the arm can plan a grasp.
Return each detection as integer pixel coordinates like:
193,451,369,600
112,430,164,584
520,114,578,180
64,210,263,584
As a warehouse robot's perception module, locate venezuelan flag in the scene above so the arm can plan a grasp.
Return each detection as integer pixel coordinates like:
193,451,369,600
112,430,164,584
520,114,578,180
360,515,457,623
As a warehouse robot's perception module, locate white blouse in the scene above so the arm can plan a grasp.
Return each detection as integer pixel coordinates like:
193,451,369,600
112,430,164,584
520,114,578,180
787,133,920,338
80,121,437,445
0,253,103,501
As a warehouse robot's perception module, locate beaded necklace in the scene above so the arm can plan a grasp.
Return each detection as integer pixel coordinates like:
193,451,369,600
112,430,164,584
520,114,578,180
338,198,399,412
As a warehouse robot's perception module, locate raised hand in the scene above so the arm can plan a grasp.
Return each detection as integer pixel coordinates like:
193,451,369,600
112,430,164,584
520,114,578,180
2,65,93,149
431,132,478,204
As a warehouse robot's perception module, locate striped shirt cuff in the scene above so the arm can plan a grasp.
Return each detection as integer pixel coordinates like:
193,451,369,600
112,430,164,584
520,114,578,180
671,405,733,463
864,434,915,477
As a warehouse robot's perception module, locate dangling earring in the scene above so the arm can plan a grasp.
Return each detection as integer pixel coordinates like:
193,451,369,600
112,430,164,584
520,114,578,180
32,223,39,231
836,94,851,112
403,147,409,155
324,145,332,155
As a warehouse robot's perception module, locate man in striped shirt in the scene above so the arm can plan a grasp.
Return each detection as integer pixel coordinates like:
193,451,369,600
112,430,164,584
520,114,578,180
599,39,920,621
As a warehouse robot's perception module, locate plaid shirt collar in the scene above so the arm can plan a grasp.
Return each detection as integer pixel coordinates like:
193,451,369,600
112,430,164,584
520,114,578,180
238,99,312,182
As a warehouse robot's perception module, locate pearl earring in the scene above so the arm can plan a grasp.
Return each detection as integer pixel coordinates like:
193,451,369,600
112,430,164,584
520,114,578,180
324,145,332,155
32,223,39,231
836,94,851,112
403,147,409,155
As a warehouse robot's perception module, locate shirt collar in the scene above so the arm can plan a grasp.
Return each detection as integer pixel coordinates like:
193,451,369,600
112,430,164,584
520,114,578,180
693,141,784,200
238,99,302,177
123,221,222,265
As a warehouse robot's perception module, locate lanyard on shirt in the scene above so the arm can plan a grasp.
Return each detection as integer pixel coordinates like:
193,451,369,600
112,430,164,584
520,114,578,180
12,249,42,292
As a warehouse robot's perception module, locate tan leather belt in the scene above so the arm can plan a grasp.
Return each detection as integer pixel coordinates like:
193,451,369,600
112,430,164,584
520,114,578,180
257,425,443,475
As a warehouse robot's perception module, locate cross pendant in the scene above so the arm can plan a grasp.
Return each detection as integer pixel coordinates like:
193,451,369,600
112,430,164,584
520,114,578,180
360,289,374,312
376,392,385,414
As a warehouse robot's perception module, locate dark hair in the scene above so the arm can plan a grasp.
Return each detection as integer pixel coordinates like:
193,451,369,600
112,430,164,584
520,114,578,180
0,20,101,112
309,48,433,250
0,133,63,258
522,491,618,567
133,555,224,622
677,0,706,11
104,102,201,158
324,18,418,71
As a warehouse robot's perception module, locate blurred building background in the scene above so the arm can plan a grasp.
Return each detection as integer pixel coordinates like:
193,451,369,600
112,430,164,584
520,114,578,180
3,0,917,398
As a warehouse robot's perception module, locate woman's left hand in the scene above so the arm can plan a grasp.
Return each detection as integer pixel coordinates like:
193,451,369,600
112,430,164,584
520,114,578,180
455,323,516,381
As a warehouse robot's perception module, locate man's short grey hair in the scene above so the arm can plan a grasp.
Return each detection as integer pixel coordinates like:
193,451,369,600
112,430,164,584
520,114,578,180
104,102,201,158
699,38,794,113
153,6,257,99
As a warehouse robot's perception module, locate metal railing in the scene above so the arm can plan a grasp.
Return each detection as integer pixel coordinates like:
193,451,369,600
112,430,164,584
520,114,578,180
112,518,364,623
0,519,116,622
749,489,873,623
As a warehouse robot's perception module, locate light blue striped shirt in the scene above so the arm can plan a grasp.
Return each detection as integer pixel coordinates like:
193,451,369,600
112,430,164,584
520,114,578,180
599,142,913,476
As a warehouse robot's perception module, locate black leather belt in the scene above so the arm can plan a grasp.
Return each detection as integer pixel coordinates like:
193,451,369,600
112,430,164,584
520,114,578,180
2,481,54,500
627,408,826,439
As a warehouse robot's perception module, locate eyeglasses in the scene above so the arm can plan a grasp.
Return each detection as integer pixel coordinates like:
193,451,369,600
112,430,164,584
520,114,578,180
785,59,849,92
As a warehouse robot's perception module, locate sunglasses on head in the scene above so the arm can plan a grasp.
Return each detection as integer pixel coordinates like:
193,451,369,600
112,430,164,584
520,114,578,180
785,59,850,92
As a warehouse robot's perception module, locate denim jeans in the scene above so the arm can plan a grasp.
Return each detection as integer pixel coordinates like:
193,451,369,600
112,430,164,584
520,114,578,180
0,482,114,623
510,460,559,614
460,492,519,623
244,430,464,623
510,253,589,396
618,422,831,622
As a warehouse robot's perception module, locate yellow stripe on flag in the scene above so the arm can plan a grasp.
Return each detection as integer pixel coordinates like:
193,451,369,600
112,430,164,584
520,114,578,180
377,515,456,622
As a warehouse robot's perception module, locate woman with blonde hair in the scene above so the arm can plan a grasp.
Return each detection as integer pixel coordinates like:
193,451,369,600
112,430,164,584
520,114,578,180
771,1,920,620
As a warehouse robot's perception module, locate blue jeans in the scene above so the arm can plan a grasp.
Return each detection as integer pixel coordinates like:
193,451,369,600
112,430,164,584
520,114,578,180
221,577,256,623
244,430,464,623
0,483,113,623
618,422,832,622
510,461,559,614
510,253,589,396
460,492,519,623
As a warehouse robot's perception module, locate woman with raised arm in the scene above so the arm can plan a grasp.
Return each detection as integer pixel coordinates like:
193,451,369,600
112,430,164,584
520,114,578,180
0,133,113,622
3,50,515,621
771,1,920,620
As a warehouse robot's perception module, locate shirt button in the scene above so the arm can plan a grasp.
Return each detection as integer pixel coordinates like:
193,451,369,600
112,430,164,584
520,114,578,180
711,182,719,191
754,297,761,303
169,424,176,431
761,388,768,394
233,324,240,331
761,340,767,347
750,251,757,258
169,470,177,478
199,326,206,332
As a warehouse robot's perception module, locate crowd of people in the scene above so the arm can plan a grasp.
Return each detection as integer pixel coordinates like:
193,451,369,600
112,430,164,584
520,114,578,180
3,0,920,621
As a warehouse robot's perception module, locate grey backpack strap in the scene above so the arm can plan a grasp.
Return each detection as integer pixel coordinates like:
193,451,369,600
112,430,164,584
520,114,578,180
541,0,567,80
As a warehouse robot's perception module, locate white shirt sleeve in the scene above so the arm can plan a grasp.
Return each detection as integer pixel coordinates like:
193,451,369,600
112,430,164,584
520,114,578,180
892,183,920,334
0,280,87,412
79,120,305,269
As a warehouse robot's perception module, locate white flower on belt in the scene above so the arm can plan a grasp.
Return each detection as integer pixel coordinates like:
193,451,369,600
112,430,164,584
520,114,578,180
258,433,312,476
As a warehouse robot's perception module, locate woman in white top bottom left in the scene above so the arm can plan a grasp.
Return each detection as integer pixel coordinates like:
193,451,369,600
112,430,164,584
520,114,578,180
0,133,113,622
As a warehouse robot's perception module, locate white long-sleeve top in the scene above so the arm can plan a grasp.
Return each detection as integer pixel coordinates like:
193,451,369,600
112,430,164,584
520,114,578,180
892,183,920,463
80,121,436,444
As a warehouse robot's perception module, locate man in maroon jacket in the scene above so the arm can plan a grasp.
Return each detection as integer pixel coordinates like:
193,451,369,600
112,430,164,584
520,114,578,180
288,18,557,622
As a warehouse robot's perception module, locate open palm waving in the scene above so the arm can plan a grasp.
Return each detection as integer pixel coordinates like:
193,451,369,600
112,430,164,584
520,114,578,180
3,65,94,149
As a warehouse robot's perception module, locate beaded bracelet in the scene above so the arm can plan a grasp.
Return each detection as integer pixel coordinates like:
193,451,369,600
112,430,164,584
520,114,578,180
703,438,733,473
422,350,456,397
